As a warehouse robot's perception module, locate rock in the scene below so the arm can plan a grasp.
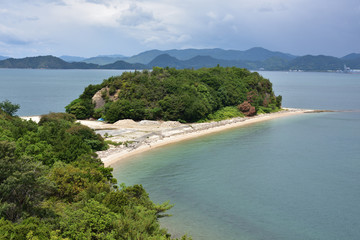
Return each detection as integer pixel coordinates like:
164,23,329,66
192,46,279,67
92,87,120,109
92,89,106,109
238,101,256,116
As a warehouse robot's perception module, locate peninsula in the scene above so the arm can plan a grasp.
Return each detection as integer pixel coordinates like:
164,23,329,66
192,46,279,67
63,66,310,166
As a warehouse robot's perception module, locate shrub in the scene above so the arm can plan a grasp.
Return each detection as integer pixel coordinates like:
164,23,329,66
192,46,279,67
39,112,76,126
65,99,94,119
207,106,244,121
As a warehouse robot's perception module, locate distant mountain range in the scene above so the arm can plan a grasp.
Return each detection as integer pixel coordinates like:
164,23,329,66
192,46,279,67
124,47,296,64
0,48,359,71
0,56,144,69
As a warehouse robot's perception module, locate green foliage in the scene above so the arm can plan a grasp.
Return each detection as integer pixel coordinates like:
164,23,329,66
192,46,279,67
289,55,344,71
0,111,185,239
70,67,280,123
38,112,76,126
276,95,282,108
65,99,94,119
64,84,103,119
0,100,20,116
79,84,103,100
0,217,63,240
0,141,54,222
66,124,107,151
105,99,146,123
49,161,112,202
103,185,172,218
93,107,105,119
58,199,118,239
207,106,245,121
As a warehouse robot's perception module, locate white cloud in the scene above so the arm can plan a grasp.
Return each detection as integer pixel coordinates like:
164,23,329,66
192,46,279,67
207,11,217,20
117,2,156,26
222,14,234,22
0,0,359,57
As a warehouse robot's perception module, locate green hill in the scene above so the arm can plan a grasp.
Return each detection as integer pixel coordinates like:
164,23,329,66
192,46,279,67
147,54,256,69
60,55,86,62
82,56,127,65
101,60,147,69
125,49,164,64
341,54,360,69
0,55,98,69
126,47,296,64
288,55,344,71
66,66,282,122
341,53,360,60
147,54,185,68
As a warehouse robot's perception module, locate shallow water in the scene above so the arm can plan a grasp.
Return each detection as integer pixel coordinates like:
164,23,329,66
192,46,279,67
112,72,360,240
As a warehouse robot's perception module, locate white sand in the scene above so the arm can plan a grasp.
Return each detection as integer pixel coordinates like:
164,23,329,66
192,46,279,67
97,108,314,167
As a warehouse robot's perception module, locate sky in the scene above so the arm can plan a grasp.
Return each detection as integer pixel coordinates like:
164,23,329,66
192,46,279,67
0,0,359,58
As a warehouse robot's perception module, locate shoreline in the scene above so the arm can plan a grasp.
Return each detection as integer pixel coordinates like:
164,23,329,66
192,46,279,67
97,108,315,167
20,108,318,167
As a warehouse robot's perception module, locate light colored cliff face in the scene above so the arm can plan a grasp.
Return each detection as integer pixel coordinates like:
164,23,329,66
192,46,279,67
92,89,106,109
92,87,121,109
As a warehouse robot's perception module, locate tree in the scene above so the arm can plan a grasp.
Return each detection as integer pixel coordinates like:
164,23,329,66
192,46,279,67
276,95,282,108
0,100,20,116
0,141,53,221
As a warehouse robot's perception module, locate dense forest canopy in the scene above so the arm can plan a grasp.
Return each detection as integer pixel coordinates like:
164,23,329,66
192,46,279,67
0,109,189,239
66,66,282,123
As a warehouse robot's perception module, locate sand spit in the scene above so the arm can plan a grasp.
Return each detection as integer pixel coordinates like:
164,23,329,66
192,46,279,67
80,108,315,167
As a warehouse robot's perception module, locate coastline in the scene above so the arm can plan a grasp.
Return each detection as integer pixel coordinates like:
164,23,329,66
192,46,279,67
21,108,316,167
94,108,314,167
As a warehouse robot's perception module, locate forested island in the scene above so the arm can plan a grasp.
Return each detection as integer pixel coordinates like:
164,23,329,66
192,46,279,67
66,66,282,123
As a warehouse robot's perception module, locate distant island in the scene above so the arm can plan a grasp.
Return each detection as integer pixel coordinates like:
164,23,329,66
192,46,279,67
0,47,359,71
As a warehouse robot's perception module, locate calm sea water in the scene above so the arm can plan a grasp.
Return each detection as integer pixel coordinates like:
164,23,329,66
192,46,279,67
0,69,127,116
110,72,360,240
1,69,359,239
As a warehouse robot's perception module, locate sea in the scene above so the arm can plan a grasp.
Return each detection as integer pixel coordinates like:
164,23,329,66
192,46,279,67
0,69,127,116
1,69,359,240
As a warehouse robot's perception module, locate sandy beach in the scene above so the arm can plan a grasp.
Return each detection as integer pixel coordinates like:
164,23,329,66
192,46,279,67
83,108,315,167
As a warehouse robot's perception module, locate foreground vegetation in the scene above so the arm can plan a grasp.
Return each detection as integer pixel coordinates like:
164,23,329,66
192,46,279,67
66,66,282,122
0,109,189,239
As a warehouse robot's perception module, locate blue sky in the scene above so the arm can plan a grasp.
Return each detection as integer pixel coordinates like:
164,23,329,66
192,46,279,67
0,0,359,58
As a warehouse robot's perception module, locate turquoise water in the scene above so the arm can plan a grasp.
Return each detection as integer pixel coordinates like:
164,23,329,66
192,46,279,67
111,72,360,240
0,69,127,116
1,69,359,239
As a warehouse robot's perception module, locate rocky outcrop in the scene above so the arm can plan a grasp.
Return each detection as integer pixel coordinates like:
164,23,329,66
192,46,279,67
92,87,121,109
238,101,256,116
92,89,106,109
